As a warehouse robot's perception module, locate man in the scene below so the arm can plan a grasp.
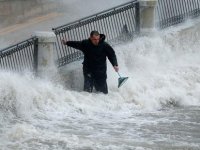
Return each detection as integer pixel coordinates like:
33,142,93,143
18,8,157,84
62,30,119,94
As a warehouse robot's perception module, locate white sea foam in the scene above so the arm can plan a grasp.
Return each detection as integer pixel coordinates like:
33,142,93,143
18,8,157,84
1,21,200,149
0,27,200,117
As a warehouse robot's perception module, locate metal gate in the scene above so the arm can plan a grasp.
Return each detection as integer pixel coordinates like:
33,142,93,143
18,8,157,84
52,0,140,67
0,37,38,72
156,0,200,29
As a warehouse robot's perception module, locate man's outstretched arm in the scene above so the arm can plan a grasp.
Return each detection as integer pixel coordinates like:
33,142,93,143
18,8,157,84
62,39,84,51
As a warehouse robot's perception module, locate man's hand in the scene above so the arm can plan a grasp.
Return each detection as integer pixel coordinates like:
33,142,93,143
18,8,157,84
61,39,67,45
114,66,119,72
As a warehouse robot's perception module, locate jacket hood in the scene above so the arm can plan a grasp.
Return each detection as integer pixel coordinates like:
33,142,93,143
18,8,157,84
100,34,106,42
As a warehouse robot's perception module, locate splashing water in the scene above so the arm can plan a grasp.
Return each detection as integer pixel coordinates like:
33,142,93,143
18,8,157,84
0,26,200,149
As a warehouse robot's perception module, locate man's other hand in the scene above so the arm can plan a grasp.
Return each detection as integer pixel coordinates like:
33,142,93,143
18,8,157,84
114,66,119,72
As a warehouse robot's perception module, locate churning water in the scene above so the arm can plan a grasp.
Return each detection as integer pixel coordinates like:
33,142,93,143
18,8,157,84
0,23,200,149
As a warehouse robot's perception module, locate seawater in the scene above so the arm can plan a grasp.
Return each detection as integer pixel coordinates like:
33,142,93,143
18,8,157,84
0,25,200,150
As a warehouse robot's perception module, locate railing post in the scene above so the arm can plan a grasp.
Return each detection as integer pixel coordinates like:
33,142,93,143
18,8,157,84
135,2,140,34
33,38,38,74
139,0,157,33
34,31,58,79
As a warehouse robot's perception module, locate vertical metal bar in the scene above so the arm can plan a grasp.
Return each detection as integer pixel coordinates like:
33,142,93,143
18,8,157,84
108,14,114,40
95,18,100,33
33,38,38,73
135,2,140,34
20,47,27,71
168,0,174,26
61,30,68,58
12,50,19,72
8,52,15,72
55,34,62,59
3,56,7,70
118,11,125,35
121,11,128,41
128,7,135,32
193,0,197,16
164,0,170,27
58,32,65,58
114,13,121,38
27,44,34,70
0,56,2,69
91,21,95,31
119,10,125,28
182,0,186,17
99,17,105,35
66,30,73,60
2,56,7,70
74,27,80,59
184,0,189,17
162,0,167,21
111,13,119,39
115,13,122,33
26,45,32,70
104,16,111,40
0,55,4,69
92,19,97,31
179,0,184,20
197,0,200,16
124,9,131,32
159,0,165,28
71,28,77,60
15,49,21,71
6,55,11,70
7,52,14,71
83,24,88,39
22,46,29,70
1,56,5,70
63,30,69,62
102,17,109,40
156,0,162,28
173,0,178,23
2,57,7,70
24,44,31,70
0,56,4,70
77,26,83,58
110,14,117,40
3,55,8,70
0,55,2,69
188,0,193,15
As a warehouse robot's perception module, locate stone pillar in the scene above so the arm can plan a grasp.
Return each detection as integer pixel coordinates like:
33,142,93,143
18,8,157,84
139,0,157,32
34,31,58,79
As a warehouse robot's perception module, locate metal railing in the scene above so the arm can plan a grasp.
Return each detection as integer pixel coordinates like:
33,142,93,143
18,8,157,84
0,37,38,72
52,0,140,67
156,0,200,29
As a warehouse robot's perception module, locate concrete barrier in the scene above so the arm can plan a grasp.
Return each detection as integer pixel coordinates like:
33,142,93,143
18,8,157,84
139,0,157,34
34,31,58,79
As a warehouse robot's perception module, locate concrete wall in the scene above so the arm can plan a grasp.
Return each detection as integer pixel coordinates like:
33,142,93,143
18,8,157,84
0,0,61,27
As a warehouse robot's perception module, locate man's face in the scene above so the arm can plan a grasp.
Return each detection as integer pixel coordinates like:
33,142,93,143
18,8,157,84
90,35,100,46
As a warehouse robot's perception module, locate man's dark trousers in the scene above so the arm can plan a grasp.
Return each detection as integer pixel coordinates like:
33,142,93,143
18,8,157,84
83,67,108,94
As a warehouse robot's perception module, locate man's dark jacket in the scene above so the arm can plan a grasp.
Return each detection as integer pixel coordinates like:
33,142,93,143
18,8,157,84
66,34,118,79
